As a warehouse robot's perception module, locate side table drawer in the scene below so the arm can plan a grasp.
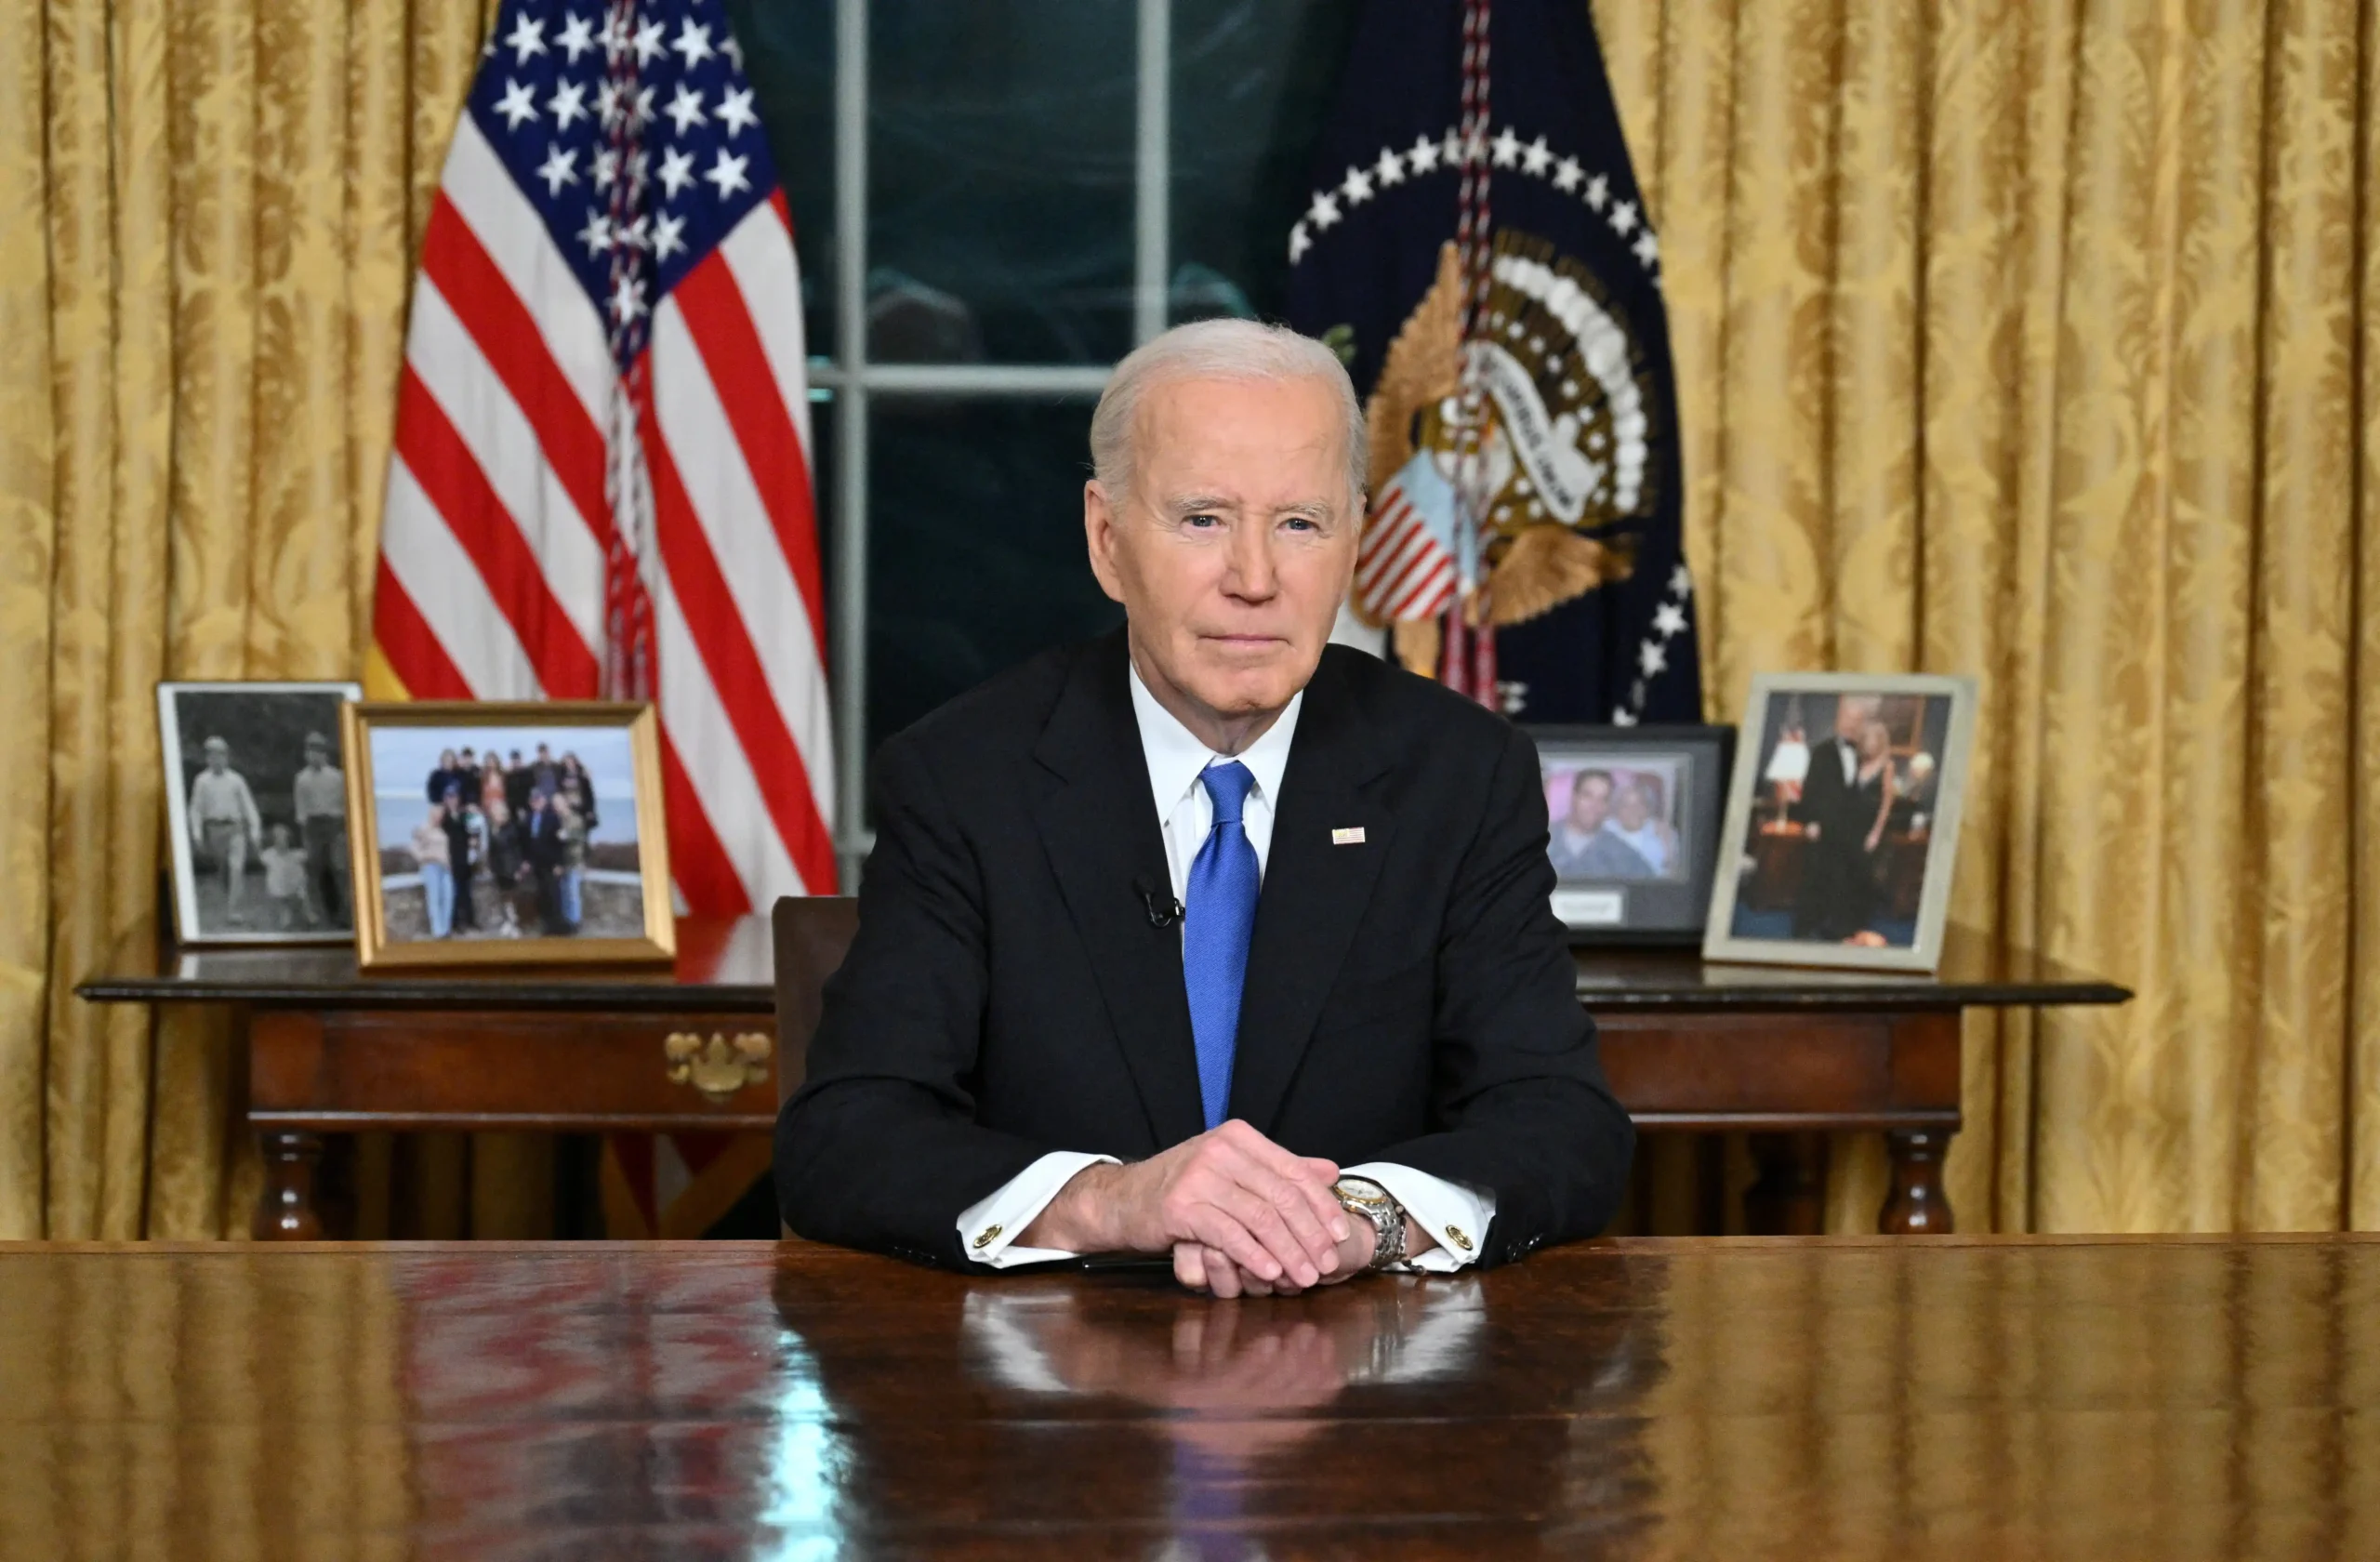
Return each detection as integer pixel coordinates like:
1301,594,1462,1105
248,1009,787,1132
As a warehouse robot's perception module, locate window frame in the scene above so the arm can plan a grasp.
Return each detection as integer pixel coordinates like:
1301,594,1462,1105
815,0,1172,883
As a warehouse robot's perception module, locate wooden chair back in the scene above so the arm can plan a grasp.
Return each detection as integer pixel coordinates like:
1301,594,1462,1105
772,895,859,1110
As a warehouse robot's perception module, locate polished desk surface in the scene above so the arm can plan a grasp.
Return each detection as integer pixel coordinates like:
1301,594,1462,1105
3,1237,2363,1559
76,914,2129,1013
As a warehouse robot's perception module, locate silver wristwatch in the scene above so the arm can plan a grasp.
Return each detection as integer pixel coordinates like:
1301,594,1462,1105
1330,1176,1408,1270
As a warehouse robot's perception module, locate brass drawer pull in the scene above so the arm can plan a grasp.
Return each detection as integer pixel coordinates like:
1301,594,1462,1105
663,1031,773,1104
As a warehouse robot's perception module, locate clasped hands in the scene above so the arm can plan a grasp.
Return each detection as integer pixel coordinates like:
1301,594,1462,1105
1015,1119,1416,1298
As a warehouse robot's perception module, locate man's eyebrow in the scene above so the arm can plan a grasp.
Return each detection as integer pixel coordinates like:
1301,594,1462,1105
1160,493,1237,512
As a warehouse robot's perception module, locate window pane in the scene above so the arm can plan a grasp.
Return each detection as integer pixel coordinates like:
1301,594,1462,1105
868,5,1138,364
1170,0,1356,326
866,399,1122,757
724,0,836,359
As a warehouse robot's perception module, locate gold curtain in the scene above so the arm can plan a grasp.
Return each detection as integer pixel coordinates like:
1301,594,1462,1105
0,0,490,1238
1592,0,2378,1233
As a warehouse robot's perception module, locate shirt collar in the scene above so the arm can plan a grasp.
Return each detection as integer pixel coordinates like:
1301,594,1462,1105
1127,657,1303,826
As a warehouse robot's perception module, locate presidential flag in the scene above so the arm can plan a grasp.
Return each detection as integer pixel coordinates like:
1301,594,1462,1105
371,0,834,908
371,0,828,1237
1287,0,1699,725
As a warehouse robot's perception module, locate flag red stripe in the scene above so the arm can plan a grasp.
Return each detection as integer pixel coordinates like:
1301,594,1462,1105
1389,563,1457,621
657,725,752,916
371,559,476,698
641,380,839,893
393,368,601,697
1373,530,1444,609
1355,501,1421,586
1357,515,1427,595
418,196,614,550
669,251,828,660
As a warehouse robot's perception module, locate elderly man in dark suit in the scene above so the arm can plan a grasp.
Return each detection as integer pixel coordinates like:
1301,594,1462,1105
775,319,1633,1297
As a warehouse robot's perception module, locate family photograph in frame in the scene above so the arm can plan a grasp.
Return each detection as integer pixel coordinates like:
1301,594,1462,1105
1526,725,1734,945
157,681,364,946
341,701,676,970
1703,672,1978,972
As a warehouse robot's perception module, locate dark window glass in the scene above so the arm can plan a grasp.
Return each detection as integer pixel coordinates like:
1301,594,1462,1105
867,6,1138,364
866,399,1122,747
1170,0,1360,326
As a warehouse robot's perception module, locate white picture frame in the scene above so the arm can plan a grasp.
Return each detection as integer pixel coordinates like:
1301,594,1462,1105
1702,671,1978,973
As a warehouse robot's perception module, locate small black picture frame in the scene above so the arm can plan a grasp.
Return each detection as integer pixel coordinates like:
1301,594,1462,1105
1522,723,1735,946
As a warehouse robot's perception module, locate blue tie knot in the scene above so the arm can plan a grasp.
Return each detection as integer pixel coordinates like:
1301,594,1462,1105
1199,761,1256,826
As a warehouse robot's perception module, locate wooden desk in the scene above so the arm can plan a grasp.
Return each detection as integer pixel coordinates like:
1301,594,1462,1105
4,1237,2372,1558
76,916,2125,1240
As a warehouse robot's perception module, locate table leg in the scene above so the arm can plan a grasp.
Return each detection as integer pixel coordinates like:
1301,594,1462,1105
1880,1129,1953,1234
253,1132,326,1240
1744,1133,1827,1235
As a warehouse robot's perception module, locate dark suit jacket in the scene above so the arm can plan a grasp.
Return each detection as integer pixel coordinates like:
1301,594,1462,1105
1792,735,1874,939
774,630,1635,1269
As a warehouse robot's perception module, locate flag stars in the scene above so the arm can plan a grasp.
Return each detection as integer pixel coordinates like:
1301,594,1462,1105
1442,127,1464,165
627,148,649,196
630,85,656,130
1340,164,1375,205
1308,189,1342,230
1489,126,1522,166
503,12,547,63
721,34,744,72
556,12,595,62
608,271,648,324
593,146,619,190
1408,133,1442,174
1520,135,1554,176
1288,221,1312,263
619,213,651,251
1584,174,1610,210
704,148,751,199
632,18,667,65
1633,232,1660,268
1671,563,1694,596
1552,154,1583,192
1639,641,1668,679
576,208,614,256
657,146,697,198
671,19,717,69
653,211,688,261
549,78,588,130
536,142,578,197
596,78,623,127
1653,602,1688,640
664,83,708,135
1373,146,1407,186
1610,200,1640,235
599,11,628,60
716,86,760,138
493,78,538,129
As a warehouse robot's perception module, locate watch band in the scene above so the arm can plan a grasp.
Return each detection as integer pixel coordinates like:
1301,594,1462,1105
1331,1176,1408,1270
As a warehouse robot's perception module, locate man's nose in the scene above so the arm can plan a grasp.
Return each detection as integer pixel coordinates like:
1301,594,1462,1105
1223,521,1278,600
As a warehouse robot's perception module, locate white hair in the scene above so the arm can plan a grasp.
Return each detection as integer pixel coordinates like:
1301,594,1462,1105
1089,318,1367,507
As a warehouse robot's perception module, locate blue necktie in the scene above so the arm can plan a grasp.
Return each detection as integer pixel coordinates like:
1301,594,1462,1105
1183,761,1259,1132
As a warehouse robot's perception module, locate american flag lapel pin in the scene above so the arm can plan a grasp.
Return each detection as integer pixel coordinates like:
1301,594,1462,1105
1331,827,1366,845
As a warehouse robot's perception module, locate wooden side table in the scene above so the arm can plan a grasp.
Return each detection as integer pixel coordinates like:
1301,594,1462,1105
78,915,2126,1239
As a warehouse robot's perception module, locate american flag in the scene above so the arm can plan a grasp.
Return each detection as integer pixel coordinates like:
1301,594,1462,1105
373,0,835,911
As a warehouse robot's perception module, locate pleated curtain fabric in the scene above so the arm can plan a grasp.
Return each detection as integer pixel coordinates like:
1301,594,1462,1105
1592,0,2380,1234
2,0,2378,1237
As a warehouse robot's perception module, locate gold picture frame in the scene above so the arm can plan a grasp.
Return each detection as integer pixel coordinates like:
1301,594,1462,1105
341,700,676,970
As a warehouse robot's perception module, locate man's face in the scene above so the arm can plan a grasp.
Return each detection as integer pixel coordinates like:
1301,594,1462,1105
205,747,228,773
1084,375,1358,731
1569,776,1611,832
1615,786,1649,830
1835,698,1877,742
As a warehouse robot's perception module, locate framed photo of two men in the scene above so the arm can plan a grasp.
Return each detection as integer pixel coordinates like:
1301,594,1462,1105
1527,724,1735,945
1704,672,1980,973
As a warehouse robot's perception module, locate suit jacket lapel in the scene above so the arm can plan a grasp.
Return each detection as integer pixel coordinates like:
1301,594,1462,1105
1032,633,1209,1147
1230,651,1395,1134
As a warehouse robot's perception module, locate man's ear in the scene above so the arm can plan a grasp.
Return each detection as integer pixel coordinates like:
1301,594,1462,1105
1083,480,1127,605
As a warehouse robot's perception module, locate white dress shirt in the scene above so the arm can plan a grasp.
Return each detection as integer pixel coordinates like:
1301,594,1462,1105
958,660,1495,1272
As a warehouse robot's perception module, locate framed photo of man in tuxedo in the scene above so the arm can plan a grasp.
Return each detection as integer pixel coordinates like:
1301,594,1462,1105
1525,725,1734,945
1703,672,1978,973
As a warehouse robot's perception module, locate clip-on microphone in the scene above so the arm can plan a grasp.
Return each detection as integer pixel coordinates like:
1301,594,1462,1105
1133,877,1183,930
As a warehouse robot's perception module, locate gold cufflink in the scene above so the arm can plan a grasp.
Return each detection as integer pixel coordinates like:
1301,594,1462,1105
1331,827,1366,845
1445,1226,1473,1251
972,1224,1002,1249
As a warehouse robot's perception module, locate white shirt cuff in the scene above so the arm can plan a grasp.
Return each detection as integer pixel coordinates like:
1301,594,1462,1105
956,1150,1120,1266
1344,1162,1494,1272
